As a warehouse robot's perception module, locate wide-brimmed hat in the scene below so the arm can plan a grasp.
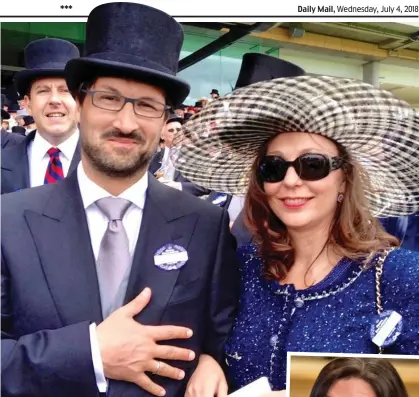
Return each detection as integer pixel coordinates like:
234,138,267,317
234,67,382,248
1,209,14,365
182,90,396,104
65,2,190,107
173,75,419,217
14,38,80,96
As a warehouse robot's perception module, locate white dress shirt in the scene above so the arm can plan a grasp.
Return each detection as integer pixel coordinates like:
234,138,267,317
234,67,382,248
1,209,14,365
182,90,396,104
27,130,79,187
77,162,148,393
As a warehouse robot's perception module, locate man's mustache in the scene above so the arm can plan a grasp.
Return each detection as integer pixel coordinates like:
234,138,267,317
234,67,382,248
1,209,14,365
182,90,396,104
102,130,145,143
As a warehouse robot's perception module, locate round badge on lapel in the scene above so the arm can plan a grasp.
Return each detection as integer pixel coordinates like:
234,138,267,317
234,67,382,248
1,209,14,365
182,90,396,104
370,310,403,348
154,244,188,271
212,193,228,206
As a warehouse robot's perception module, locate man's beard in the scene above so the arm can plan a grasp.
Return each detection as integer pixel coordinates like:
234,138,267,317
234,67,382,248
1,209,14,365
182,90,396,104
82,129,155,178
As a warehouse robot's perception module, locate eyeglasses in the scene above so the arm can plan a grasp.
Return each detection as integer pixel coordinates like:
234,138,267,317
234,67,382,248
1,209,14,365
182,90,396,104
82,89,171,118
258,153,344,183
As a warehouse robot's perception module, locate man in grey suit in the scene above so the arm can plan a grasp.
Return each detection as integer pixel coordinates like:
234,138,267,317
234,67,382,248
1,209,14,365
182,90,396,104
1,3,239,397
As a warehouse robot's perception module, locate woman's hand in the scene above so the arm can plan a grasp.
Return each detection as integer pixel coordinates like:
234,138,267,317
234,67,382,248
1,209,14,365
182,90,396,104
185,354,228,397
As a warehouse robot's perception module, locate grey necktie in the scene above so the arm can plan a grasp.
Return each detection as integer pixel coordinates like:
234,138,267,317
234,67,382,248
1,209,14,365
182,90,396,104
96,197,132,319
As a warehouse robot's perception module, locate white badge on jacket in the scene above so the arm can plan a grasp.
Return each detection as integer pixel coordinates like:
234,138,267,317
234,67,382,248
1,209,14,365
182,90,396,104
154,244,188,271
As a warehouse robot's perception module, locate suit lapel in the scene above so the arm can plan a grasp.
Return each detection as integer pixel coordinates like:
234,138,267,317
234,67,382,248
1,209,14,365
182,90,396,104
24,172,103,326
124,174,199,325
68,140,81,175
1,131,34,193
109,175,200,397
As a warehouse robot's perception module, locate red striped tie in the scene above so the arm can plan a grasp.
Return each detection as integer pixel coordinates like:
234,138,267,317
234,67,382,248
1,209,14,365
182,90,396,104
44,147,64,184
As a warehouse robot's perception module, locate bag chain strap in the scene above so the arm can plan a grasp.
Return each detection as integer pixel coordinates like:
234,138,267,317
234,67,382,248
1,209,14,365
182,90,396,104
374,248,395,354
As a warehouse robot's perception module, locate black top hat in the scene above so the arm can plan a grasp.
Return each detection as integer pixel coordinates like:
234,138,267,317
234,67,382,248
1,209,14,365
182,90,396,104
166,113,183,125
14,38,80,96
234,53,305,90
1,94,10,107
11,125,26,135
176,104,187,110
22,115,35,127
210,89,219,95
65,2,190,107
7,103,20,113
1,94,10,120
1,109,10,120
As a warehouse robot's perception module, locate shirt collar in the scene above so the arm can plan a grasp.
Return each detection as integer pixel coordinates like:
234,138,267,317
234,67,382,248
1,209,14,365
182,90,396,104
31,129,79,161
77,162,148,211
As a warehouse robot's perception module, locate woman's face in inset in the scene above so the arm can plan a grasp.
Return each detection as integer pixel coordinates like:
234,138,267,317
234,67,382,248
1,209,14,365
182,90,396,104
327,378,376,397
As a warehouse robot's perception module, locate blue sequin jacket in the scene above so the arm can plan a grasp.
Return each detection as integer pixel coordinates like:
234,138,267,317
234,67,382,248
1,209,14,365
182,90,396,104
224,244,419,391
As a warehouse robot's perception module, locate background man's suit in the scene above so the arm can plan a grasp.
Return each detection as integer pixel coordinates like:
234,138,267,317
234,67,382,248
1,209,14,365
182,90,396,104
149,149,211,197
1,171,239,397
1,130,81,194
1,129,25,149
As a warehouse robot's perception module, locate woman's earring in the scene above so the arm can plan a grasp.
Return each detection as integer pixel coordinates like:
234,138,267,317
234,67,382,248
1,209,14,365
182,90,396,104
337,193,344,203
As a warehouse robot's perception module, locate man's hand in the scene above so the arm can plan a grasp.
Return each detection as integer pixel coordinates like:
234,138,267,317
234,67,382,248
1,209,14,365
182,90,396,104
97,288,195,396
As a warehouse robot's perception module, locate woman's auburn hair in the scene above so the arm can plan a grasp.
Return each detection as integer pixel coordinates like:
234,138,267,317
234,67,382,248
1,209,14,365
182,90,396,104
244,136,400,281
309,357,409,397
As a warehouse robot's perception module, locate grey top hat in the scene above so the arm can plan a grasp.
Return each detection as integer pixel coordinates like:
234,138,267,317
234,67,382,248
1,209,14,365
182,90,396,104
65,2,190,107
14,38,80,96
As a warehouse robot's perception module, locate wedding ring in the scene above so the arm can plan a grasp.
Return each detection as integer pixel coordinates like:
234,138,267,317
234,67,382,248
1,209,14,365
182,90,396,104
153,360,161,375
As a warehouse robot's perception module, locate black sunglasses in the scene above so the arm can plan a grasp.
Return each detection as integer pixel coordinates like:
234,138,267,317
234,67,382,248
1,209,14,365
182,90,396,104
259,153,344,183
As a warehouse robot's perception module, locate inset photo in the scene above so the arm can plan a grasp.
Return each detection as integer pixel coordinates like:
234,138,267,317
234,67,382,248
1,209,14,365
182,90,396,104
287,352,419,397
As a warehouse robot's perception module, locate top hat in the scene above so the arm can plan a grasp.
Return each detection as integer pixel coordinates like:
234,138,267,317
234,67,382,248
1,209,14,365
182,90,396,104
22,115,35,127
1,94,10,120
7,103,20,113
210,89,219,95
1,94,10,107
14,38,80,96
65,2,190,107
11,125,27,135
1,109,10,120
234,53,305,90
166,113,183,125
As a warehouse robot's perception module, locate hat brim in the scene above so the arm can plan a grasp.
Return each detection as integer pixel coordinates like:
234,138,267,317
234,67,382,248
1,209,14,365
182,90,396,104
65,57,190,108
173,75,419,217
14,69,66,96
1,109,10,120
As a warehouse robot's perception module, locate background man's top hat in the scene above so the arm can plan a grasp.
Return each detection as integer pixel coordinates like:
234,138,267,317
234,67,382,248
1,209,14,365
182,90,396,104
22,115,35,127
1,94,10,120
7,103,20,113
65,2,190,107
166,113,183,125
11,125,27,135
234,53,305,90
210,89,219,95
14,38,80,96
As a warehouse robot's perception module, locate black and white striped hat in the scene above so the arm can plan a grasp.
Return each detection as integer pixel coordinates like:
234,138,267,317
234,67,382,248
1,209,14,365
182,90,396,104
173,75,419,217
